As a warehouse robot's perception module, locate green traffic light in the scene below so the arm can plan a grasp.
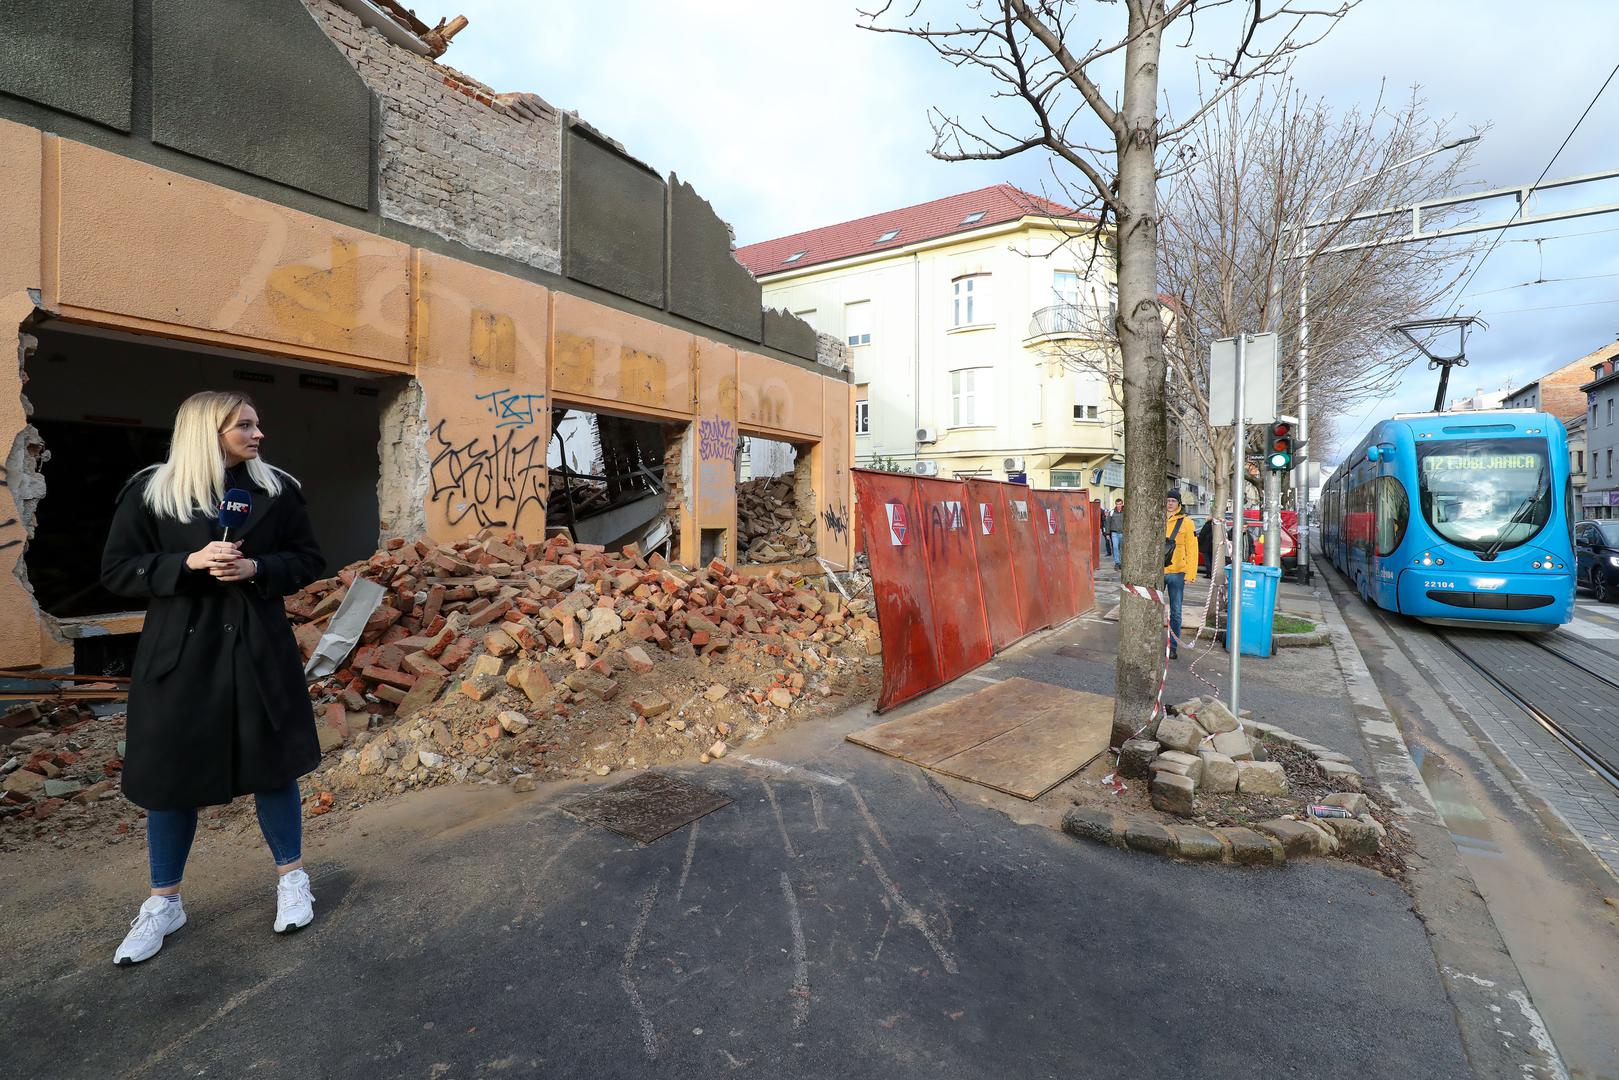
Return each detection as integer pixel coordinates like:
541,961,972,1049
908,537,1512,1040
1267,452,1291,470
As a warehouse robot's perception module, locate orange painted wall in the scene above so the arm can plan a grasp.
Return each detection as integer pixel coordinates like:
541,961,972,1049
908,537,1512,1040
692,340,740,564
0,118,853,668
413,252,551,542
817,381,855,565
738,350,824,441
551,293,694,420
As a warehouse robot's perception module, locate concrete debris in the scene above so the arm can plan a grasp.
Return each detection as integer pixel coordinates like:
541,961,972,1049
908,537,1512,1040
737,476,815,563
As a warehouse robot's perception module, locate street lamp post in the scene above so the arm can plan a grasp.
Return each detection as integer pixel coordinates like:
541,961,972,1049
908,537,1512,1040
1289,134,1480,580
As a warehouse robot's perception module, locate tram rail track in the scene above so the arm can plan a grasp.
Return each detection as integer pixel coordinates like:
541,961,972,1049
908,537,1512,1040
1436,628,1619,792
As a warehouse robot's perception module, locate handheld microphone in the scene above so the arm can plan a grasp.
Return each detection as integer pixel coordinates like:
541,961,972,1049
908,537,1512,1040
218,488,252,541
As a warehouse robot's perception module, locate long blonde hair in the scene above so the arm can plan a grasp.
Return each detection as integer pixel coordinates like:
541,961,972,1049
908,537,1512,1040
141,391,291,522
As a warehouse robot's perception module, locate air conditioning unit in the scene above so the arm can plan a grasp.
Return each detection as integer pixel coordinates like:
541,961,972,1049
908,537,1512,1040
916,427,938,444
913,460,939,477
1002,456,1025,473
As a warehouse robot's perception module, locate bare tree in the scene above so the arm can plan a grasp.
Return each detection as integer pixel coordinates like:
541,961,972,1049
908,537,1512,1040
861,0,1358,745
1055,83,1480,609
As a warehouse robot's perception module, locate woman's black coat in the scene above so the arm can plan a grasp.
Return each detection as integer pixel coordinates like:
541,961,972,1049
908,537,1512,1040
101,468,325,811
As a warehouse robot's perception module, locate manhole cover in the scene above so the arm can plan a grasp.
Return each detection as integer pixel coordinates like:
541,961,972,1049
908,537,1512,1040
563,772,732,844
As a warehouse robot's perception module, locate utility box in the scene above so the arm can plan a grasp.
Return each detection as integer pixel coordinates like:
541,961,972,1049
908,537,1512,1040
1224,564,1281,657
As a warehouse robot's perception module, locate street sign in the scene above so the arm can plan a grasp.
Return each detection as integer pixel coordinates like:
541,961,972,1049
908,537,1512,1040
1209,333,1278,427
1101,461,1124,488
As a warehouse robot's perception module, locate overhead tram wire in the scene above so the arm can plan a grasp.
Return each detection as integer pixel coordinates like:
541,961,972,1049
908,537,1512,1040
1444,58,1619,317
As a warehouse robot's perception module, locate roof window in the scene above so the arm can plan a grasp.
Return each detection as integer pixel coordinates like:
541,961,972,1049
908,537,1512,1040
961,211,987,225
783,251,807,264
875,229,901,243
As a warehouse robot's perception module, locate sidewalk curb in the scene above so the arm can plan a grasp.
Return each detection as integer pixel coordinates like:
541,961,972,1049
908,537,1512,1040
1313,555,1570,1080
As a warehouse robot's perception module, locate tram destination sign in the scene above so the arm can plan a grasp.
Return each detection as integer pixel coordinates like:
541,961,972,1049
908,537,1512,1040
1420,452,1540,473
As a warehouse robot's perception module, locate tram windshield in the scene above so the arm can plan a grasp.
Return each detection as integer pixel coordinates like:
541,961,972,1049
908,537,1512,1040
1416,438,1550,555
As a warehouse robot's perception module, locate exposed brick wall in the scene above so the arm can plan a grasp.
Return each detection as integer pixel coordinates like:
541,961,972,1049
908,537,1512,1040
302,0,562,273
814,332,851,373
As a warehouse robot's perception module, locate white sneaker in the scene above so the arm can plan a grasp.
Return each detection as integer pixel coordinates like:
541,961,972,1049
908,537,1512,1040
113,895,186,966
274,868,314,933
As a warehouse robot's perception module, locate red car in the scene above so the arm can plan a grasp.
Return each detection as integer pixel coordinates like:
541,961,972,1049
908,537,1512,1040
1198,510,1298,570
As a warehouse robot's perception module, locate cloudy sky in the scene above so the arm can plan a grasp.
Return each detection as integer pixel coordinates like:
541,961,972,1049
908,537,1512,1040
444,1,1619,463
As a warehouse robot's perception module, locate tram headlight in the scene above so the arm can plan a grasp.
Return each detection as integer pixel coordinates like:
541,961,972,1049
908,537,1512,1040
1608,556,1619,568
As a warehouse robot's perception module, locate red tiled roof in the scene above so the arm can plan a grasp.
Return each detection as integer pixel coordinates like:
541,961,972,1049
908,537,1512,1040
735,184,1093,277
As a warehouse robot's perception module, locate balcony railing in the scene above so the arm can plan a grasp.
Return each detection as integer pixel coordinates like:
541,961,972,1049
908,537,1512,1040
1027,303,1114,340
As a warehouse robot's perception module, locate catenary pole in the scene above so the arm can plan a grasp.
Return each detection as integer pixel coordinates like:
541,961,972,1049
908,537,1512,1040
1230,333,1246,716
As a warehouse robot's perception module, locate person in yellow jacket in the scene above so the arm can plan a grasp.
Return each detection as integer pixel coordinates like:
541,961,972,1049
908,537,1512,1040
1164,489,1199,659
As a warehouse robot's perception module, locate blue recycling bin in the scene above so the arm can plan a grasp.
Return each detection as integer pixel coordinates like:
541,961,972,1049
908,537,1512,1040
1224,563,1280,657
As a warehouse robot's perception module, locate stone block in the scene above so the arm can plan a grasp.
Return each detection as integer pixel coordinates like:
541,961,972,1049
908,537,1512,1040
497,710,530,734
583,608,623,644
482,629,519,657
1300,819,1338,854
1154,714,1207,755
1320,792,1368,816
1236,760,1288,797
1122,817,1175,855
1169,825,1226,861
629,691,671,718
469,653,508,678
396,675,445,717
1150,773,1196,817
1197,751,1239,794
1322,815,1380,855
1061,807,1124,847
1217,827,1285,866
1211,730,1253,760
1314,750,1353,765
1317,759,1364,791
1255,818,1327,857
1118,738,1160,780
459,675,503,702
1195,698,1241,734
1154,749,1203,786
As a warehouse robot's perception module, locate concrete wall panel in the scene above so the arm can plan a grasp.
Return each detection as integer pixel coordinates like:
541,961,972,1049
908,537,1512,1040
551,293,693,420
738,351,824,440
152,0,372,208
669,176,762,342
0,0,133,132
412,252,551,542
563,128,666,309
50,140,410,368
762,307,818,361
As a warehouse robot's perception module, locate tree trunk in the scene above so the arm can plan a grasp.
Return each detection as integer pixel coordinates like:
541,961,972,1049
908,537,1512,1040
1109,0,1170,749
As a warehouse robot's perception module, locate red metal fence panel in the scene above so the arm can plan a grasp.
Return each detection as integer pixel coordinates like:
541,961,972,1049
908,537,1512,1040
965,479,1026,650
914,480,994,680
1090,498,1102,566
1030,490,1078,621
1065,492,1097,617
854,471,943,711
1002,486,1055,634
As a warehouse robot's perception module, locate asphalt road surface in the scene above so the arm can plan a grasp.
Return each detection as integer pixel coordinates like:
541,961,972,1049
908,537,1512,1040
5,718,1472,1080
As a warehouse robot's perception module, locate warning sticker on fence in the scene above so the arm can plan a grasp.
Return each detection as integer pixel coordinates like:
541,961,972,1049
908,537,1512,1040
979,502,995,534
886,501,909,546
1045,507,1058,534
1011,500,1029,521
941,500,964,530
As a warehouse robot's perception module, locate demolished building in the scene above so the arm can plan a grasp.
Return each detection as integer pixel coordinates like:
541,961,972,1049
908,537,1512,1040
0,0,855,676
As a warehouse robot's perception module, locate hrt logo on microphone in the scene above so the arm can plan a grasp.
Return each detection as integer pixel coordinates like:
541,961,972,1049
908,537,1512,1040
222,500,250,515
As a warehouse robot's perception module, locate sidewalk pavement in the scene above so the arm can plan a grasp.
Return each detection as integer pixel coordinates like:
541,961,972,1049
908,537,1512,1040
0,581,1481,1080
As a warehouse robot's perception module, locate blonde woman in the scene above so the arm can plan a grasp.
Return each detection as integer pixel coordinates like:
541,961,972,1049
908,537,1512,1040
101,391,325,965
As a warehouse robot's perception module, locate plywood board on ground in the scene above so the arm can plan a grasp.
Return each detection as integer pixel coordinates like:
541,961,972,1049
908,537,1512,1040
846,677,1111,799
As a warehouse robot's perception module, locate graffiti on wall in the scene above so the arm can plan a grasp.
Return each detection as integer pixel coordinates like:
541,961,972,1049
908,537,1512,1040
820,501,849,541
476,388,547,430
428,419,547,531
698,417,736,463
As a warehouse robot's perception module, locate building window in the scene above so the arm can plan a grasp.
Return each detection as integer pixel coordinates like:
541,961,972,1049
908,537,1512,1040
961,210,987,225
1609,449,1613,478
1575,450,1585,473
1050,470,1084,488
1609,397,1614,425
876,229,900,244
1073,381,1100,422
951,367,992,426
855,400,869,436
1052,270,1082,306
1033,379,1044,425
952,275,992,327
845,301,871,347
783,251,807,265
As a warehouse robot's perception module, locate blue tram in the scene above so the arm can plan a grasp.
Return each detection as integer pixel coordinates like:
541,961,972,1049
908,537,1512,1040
1321,409,1575,628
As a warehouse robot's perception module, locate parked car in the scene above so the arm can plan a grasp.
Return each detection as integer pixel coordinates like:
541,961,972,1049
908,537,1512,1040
1197,510,1297,571
1575,519,1619,602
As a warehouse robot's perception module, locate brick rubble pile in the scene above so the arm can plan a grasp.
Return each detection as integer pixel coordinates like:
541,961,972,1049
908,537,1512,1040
737,476,815,563
0,532,882,850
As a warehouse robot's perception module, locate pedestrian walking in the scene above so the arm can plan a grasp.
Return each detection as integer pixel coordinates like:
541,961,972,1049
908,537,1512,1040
1106,498,1125,569
1163,489,1198,659
101,391,326,966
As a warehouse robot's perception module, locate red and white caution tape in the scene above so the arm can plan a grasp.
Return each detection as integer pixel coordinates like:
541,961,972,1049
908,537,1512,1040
1119,581,1173,732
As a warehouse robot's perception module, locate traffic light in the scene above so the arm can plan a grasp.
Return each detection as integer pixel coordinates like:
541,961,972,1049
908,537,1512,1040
1266,420,1294,471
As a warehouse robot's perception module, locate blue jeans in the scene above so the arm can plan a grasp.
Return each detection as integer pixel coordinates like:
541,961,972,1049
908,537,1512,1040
146,781,303,889
1111,532,1123,567
1164,572,1186,650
